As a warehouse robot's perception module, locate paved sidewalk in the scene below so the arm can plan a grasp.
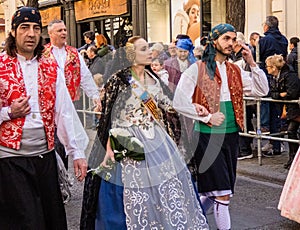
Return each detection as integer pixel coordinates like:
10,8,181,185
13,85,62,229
65,128,96,230
237,150,289,185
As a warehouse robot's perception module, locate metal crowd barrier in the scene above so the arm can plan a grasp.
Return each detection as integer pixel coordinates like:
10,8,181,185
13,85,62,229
76,92,103,129
77,93,300,166
240,96,300,165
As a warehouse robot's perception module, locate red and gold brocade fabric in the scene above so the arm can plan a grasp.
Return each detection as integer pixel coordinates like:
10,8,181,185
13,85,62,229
192,61,244,129
0,53,57,150
44,43,81,101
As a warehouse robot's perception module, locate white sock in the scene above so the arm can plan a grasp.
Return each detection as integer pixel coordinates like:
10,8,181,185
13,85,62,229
213,199,231,230
200,196,214,213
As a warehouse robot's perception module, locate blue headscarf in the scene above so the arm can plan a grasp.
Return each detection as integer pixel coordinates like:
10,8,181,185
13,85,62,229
202,23,236,79
176,38,197,64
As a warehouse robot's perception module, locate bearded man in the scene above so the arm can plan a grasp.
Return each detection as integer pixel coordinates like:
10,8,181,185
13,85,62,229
173,24,269,230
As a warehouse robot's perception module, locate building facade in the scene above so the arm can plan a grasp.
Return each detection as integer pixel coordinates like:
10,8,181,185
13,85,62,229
245,0,300,42
0,0,20,46
1,0,300,48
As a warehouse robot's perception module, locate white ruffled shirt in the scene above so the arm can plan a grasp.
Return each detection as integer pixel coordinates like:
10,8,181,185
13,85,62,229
116,72,170,139
51,45,99,100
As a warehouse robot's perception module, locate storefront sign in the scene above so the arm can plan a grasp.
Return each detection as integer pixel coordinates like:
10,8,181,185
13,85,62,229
75,0,128,21
40,6,61,27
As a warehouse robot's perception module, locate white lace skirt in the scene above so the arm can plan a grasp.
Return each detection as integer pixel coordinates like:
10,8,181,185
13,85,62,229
120,125,209,229
278,146,300,224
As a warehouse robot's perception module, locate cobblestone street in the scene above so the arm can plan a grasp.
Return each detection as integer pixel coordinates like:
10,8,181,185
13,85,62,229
65,179,84,230
65,128,96,230
62,125,300,229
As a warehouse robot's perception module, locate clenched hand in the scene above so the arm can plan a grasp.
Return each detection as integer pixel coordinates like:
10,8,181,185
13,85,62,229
209,112,225,126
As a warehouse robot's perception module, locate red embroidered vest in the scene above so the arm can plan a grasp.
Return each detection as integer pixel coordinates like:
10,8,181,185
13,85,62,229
44,43,81,101
192,61,244,129
0,53,57,150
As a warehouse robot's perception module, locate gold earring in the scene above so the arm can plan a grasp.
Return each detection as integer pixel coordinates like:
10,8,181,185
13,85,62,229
125,43,135,63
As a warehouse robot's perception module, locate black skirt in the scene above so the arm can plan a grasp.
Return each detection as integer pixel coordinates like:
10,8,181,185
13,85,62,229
193,132,239,194
0,150,67,230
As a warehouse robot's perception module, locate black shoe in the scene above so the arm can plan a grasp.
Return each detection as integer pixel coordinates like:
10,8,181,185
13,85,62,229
238,152,253,160
284,157,294,169
263,150,281,157
284,163,291,170
273,150,281,155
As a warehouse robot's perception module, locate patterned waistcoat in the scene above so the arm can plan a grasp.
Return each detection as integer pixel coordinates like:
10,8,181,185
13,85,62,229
44,43,81,101
0,53,57,150
192,61,244,129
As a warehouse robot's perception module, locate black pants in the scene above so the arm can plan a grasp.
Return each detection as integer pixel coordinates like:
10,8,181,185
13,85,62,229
0,151,67,230
287,119,300,156
194,132,239,194
55,128,69,169
239,105,256,154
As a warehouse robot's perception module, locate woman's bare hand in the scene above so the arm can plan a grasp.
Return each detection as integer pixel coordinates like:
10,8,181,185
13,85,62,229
101,139,115,168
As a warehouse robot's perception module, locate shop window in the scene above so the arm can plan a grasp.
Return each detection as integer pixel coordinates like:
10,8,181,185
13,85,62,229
171,0,213,45
146,0,170,43
105,17,121,44
104,16,132,48
147,0,211,45
202,0,211,36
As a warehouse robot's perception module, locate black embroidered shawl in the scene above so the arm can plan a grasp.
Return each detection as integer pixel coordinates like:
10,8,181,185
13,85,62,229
80,67,181,230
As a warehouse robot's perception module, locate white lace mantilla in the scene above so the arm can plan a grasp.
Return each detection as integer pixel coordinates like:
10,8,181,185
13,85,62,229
116,74,169,139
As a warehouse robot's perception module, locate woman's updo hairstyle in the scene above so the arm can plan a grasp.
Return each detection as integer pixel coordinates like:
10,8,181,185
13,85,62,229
265,54,286,70
125,36,142,64
95,34,107,48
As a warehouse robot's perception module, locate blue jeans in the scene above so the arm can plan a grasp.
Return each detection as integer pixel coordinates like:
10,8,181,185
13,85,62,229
269,102,282,151
260,74,271,129
260,101,270,129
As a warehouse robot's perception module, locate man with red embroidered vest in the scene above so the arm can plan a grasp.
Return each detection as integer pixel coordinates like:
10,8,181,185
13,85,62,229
45,19,100,168
46,19,99,102
173,24,269,230
0,7,88,229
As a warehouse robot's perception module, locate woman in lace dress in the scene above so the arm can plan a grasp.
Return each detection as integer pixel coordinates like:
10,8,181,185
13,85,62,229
278,146,300,223
80,36,209,230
